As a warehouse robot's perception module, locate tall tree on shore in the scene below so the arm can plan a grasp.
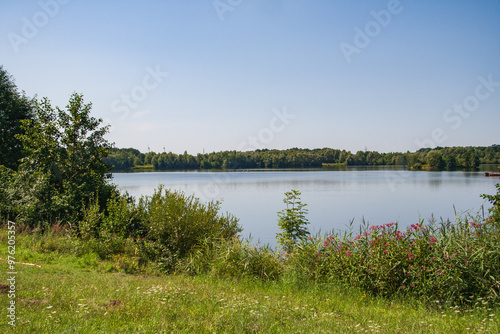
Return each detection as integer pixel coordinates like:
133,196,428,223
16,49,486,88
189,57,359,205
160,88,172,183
0,66,34,170
14,93,115,226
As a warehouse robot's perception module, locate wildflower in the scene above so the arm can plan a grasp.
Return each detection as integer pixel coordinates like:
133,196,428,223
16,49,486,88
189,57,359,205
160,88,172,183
430,236,437,245
410,223,422,231
383,249,388,254
345,250,351,257
395,231,406,239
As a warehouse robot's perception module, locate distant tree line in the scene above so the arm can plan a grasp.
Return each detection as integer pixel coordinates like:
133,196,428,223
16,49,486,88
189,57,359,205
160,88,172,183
105,145,500,171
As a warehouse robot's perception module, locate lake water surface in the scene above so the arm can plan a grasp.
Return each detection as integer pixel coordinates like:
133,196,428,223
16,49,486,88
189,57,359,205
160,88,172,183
112,168,500,246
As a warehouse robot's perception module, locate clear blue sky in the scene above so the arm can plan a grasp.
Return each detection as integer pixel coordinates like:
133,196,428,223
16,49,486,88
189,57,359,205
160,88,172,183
1,0,499,154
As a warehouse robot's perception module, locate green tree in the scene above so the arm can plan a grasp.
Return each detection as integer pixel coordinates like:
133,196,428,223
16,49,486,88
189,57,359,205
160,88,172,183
0,66,34,170
276,189,310,251
14,93,115,226
462,151,480,170
444,154,458,170
426,150,445,169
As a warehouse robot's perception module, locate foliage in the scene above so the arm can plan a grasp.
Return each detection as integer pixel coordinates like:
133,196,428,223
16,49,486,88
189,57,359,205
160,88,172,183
0,165,16,219
481,183,500,224
11,93,114,226
144,186,241,272
182,237,283,281
105,145,500,171
2,227,500,333
0,65,34,170
103,147,144,170
286,210,500,307
78,186,242,273
276,190,310,251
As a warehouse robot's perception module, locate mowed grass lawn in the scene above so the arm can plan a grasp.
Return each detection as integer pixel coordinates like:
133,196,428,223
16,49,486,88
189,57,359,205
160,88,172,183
1,253,498,334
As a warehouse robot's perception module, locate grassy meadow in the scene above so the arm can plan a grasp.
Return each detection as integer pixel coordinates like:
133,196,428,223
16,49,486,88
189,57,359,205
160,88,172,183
1,219,499,333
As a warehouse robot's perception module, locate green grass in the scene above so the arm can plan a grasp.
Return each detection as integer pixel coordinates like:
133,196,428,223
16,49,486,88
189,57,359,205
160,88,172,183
1,232,499,333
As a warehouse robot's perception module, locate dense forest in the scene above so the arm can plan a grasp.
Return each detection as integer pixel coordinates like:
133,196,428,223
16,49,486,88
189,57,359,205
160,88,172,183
105,145,500,171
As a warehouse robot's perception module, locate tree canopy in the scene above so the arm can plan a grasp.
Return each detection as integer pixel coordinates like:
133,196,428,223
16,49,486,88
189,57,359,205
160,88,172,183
9,93,114,226
0,66,34,170
105,145,500,172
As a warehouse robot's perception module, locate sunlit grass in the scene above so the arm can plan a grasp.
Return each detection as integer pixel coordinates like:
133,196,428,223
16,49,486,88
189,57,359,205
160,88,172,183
1,234,498,333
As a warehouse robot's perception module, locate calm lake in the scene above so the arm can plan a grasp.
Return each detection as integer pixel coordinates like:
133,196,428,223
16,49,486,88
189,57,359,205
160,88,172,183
112,167,500,246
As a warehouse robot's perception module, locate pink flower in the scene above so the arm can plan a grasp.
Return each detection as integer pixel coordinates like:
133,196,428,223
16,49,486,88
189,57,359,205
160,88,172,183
395,231,406,239
345,250,351,257
430,236,437,245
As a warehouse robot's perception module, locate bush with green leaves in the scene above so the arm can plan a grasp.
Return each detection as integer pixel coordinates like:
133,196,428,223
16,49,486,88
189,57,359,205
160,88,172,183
481,183,500,223
78,186,242,273
276,189,310,252
286,215,500,307
143,186,241,271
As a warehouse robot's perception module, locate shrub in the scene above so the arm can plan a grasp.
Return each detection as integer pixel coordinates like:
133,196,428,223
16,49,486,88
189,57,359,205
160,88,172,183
77,185,241,273
143,186,241,272
276,189,310,252
481,183,500,223
287,211,500,307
